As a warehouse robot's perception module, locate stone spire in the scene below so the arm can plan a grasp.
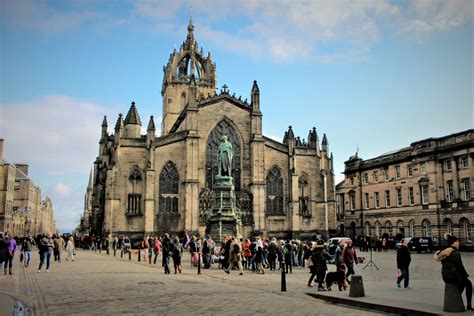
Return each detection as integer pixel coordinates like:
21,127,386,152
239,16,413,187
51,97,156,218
287,126,295,139
147,115,156,131
115,113,124,131
186,15,194,45
124,101,142,125
101,116,108,140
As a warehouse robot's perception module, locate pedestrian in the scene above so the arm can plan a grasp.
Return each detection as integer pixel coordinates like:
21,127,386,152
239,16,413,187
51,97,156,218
38,233,54,273
222,235,231,272
396,238,411,289
342,239,358,284
4,233,17,275
202,235,214,269
66,236,75,262
53,234,65,263
161,233,171,274
0,233,8,272
254,246,265,274
334,240,345,270
267,238,278,271
112,236,118,256
310,240,332,291
225,237,243,275
91,235,97,252
21,235,34,267
189,236,198,267
434,235,472,311
153,236,161,264
283,240,293,274
171,237,184,274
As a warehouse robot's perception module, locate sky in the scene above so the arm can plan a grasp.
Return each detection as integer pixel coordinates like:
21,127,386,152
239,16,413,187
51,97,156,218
0,0,472,231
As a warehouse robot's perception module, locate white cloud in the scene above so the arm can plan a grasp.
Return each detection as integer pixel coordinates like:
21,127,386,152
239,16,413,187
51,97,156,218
53,182,72,197
0,95,118,174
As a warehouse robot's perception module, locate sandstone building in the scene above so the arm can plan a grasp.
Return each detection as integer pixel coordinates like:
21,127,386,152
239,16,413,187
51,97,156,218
0,139,57,236
339,129,473,247
82,19,336,241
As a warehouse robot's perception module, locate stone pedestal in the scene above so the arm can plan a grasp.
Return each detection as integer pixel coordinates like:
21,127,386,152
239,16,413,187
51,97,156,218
206,176,241,242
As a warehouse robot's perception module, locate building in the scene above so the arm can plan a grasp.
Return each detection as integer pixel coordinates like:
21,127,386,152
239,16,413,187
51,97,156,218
340,129,473,247
0,139,57,236
82,19,337,241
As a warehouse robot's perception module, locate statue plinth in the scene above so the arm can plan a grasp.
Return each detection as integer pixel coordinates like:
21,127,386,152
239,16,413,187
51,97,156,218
206,176,240,242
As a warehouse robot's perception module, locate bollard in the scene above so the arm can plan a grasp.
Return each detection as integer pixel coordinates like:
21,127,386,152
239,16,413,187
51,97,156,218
349,275,365,297
198,253,202,275
128,250,131,260
120,249,123,258
138,249,141,262
443,283,465,312
281,261,287,292
114,248,117,257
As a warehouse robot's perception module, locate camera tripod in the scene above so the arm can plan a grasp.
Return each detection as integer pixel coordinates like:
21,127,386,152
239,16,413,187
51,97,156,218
363,247,379,270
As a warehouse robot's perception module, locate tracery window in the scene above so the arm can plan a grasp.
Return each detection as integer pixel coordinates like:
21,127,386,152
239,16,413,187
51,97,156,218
159,161,179,213
206,120,241,191
127,166,142,215
266,166,284,215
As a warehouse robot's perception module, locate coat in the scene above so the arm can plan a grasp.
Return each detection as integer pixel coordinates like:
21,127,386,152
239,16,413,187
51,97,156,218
342,245,357,266
434,246,469,288
310,245,332,272
396,245,411,269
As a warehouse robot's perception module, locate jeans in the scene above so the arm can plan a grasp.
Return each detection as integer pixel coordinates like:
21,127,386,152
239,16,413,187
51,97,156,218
4,253,14,269
397,266,410,288
38,251,52,271
24,251,31,267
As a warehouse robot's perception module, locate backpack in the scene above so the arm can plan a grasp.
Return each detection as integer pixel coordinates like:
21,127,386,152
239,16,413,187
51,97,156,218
233,243,240,253
281,246,288,255
173,244,182,257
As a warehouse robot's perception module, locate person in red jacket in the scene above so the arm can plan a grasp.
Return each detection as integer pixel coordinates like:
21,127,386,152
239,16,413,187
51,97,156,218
342,239,358,284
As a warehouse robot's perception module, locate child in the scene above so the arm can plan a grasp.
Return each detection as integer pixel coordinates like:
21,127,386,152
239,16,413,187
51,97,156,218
255,246,265,274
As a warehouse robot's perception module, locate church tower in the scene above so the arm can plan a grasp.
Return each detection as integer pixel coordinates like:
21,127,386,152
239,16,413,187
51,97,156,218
161,16,216,135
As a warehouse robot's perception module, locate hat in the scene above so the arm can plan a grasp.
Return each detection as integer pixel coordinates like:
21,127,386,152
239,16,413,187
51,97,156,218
447,234,458,245
347,239,353,245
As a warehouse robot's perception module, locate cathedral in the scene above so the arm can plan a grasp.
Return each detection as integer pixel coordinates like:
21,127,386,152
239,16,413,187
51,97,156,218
81,18,337,241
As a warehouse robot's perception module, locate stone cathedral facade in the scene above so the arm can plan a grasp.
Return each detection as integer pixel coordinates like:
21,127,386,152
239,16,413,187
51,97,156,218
82,19,336,241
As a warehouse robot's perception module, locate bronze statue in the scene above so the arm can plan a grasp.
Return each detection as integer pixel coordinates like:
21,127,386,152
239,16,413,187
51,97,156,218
218,135,233,177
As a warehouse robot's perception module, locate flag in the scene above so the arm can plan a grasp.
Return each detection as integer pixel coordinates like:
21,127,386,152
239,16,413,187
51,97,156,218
184,231,191,249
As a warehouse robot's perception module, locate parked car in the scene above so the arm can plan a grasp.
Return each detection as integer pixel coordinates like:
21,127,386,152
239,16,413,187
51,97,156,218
325,237,351,255
395,237,434,253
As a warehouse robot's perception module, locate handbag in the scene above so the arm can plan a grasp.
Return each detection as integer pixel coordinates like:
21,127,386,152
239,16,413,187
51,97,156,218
20,252,24,263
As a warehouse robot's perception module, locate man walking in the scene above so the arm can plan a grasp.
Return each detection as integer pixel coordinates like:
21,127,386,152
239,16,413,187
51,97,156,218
38,233,54,273
396,239,412,289
22,235,34,267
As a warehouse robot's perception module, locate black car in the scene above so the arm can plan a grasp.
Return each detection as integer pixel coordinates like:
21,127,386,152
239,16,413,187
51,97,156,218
396,237,434,253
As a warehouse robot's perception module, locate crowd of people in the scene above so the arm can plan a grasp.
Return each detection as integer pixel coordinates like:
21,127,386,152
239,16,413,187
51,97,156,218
0,232,76,275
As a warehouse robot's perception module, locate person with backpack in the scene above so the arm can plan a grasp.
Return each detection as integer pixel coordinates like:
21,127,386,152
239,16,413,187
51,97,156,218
171,237,184,274
267,238,278,271
310,240,332,290
225,237,243,275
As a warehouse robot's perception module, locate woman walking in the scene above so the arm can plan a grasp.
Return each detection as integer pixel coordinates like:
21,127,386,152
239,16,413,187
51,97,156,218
66,236,75,262
309,240,332,290
171,237,184,274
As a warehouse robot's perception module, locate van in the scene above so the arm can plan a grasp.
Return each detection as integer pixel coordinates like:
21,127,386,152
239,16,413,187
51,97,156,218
396,237,434,253
325,237,351,255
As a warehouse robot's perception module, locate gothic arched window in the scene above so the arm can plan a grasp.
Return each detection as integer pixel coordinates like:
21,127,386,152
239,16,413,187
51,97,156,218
127,166,143,215
159,161,179,213
266,166,284,215
206,120,241,190
299,174,310,216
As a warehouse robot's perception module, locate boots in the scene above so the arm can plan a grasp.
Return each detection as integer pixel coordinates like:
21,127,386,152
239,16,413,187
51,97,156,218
3,269,6,275
9,268,12,275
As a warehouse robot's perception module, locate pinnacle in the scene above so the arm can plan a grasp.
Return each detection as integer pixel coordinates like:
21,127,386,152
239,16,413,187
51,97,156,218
101,116,108,127
147,115,156,131
124,101,142,125
115,113,124,130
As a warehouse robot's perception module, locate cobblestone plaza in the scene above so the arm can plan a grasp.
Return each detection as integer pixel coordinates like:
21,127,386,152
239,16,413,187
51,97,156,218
1,249,473,315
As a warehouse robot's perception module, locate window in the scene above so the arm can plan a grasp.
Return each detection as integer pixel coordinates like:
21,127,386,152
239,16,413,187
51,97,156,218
350,177,354,186
375,192,380,208
127,166,143,214
422,219,431,237
350,192,356,210
385,221,392,236
447,180,454,202
443,218,453,235
407,165,413,177
421,185,429,205
395,165,401,179
373,171,378,183
364,193,370,209
298,174,310,216
420,163,426,174
396,188,402,207
266,166,284,215
462,178,471,201
397,220,404,235
461,156,469,168
365,221,372,236
408,187,414,205
385,190,391,207
460,218,472,242
375,221,381,238
445,159,452,171
409,220,415,237
362,173,368,185
383,167,389,181
159,161,179,213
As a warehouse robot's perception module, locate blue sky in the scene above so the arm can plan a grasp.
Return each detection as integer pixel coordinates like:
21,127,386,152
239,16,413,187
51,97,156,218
1,0,472,231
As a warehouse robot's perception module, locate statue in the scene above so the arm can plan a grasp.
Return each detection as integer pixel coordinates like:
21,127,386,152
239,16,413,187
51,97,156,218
217,135,233,177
